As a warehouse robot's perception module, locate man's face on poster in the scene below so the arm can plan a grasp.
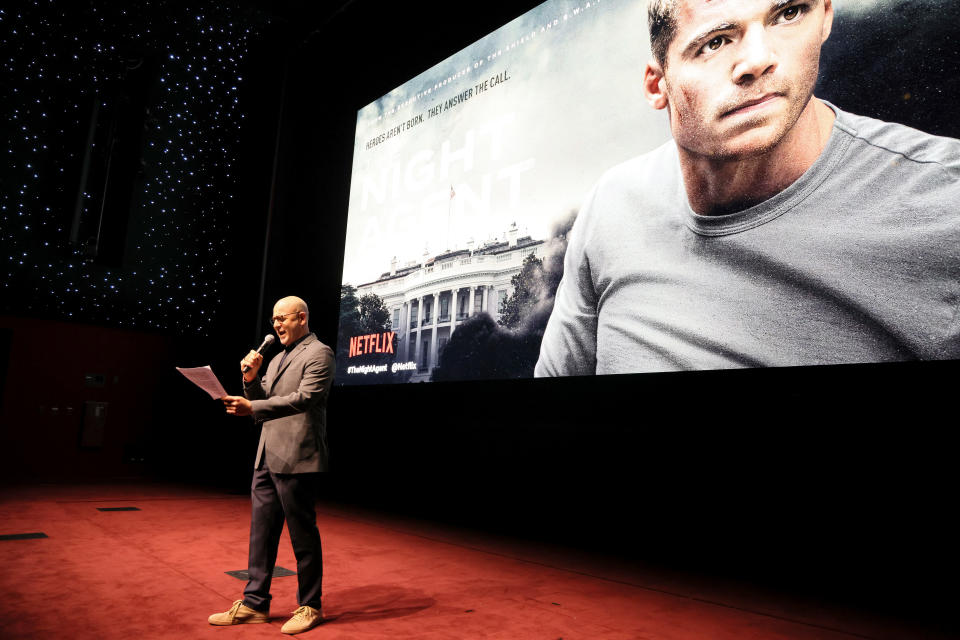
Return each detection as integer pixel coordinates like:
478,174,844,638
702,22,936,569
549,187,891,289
648,0,834,160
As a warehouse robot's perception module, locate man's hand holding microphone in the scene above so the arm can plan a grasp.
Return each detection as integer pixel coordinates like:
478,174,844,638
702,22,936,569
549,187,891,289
223,335,274,417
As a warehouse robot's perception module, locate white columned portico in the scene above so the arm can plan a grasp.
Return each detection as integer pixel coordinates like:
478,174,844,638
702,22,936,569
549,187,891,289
430,292,440,370
415,295,425,364
399,302,407,360
450,288,458,332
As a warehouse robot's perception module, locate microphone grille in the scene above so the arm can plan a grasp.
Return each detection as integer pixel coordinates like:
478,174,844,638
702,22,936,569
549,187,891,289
263,334,276,346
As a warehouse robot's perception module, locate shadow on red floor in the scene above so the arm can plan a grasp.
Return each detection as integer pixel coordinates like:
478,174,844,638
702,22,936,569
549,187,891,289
0,482,953,639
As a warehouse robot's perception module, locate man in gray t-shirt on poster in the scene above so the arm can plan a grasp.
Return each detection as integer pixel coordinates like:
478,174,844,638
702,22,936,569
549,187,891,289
535,0,960,377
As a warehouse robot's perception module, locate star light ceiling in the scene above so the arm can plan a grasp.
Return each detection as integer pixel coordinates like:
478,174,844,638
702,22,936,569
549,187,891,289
1,0,268,334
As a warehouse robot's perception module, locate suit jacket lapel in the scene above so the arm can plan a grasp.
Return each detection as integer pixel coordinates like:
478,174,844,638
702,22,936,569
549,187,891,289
268,334,314,393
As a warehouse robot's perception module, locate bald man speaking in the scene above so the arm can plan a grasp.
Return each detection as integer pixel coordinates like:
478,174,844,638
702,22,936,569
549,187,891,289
212,296,335,635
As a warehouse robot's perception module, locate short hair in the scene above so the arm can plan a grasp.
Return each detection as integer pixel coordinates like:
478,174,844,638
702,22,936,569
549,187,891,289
648,0,678,68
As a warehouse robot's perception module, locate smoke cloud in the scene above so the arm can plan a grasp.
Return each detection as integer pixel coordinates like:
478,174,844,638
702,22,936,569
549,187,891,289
433,209,578,381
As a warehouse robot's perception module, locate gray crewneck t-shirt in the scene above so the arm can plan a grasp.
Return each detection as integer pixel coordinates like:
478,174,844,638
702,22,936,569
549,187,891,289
535,104,960,377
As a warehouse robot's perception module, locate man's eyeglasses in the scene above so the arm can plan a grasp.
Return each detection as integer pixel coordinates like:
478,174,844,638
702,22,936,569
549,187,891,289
272,312,299,324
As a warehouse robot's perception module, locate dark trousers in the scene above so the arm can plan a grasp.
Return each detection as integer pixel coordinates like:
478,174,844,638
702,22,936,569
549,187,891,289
242,464,323,612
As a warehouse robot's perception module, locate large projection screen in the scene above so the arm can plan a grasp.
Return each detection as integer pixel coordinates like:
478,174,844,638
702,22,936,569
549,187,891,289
337,0,960,385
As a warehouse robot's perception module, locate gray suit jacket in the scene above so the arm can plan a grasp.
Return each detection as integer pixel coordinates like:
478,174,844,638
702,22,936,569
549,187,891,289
243,332,335,473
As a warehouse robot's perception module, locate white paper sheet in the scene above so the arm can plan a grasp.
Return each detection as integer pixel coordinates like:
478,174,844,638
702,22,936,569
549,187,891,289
176,365,228,400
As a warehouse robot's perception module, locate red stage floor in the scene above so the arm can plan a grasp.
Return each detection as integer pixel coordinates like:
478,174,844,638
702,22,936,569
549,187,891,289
0,482,950,639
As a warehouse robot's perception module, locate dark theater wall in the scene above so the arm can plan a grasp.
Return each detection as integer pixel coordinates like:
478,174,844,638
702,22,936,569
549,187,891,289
0,1,292,486
0,316,172,482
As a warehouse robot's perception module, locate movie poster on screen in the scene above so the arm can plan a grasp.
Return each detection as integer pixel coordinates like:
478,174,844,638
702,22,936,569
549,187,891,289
336,0,960,385
338,0,670,384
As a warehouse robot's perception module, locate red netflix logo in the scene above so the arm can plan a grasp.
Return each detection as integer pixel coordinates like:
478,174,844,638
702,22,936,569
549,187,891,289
349,332,396,358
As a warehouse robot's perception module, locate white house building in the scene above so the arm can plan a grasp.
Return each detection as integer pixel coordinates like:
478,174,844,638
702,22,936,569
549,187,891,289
355,223,544,381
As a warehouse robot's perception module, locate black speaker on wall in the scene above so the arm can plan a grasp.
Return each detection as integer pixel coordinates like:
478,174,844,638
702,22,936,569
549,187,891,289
70,49,158,268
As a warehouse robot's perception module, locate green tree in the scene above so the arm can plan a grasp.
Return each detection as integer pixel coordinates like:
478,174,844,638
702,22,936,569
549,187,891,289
358,293,392,334
498,253,546,329
337,285,362,364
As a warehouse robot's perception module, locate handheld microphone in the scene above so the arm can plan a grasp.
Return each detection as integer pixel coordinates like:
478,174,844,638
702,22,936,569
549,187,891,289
242,334,276,373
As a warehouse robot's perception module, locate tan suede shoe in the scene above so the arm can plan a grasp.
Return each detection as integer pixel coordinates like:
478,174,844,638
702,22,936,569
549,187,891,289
208,599,269,625
280,605,322,634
